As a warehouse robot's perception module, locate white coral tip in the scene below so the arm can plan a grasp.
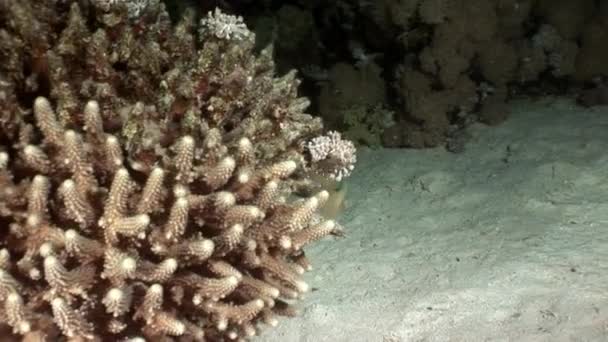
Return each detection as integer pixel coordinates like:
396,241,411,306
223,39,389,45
150,284,163,293
182,135,194,145
65,229,78,240
6,292,20,302
239,137,251,148
285,160,297,172
222,156,236,168
121,257,137,272
61,179,76,189
39,242,53,257
165,258,178,269
317,190,330,202
23,145,37,155
51,297,65,306
64,130,77,139
217,192,236,206
108,288,123,300
296,280,309,293
18,321,31,333
228,276,239,286
137,214,150,225
43,255,58,267
85,100,99,113
237,172,250,183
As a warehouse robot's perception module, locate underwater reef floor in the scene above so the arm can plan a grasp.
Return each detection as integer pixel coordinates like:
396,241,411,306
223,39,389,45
271,98,608,341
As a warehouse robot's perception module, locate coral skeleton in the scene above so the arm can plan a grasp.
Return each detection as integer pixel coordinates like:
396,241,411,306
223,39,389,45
0,2,354,340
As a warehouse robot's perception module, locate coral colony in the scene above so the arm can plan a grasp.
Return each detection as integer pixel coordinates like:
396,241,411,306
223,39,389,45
0,1,355,340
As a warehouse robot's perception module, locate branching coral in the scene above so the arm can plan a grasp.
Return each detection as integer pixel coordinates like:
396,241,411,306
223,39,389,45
0,1,354,340
304,131,356,181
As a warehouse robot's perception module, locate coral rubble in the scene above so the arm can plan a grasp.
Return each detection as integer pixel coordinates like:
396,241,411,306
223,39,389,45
0,1,355,340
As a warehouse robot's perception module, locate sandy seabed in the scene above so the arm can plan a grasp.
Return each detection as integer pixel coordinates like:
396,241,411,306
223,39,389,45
267,98,608,342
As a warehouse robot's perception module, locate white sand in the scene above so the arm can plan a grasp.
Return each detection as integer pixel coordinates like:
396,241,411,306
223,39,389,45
266,98,608,341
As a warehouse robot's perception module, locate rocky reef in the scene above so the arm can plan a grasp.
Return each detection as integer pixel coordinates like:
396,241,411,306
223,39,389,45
238,0,608,149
